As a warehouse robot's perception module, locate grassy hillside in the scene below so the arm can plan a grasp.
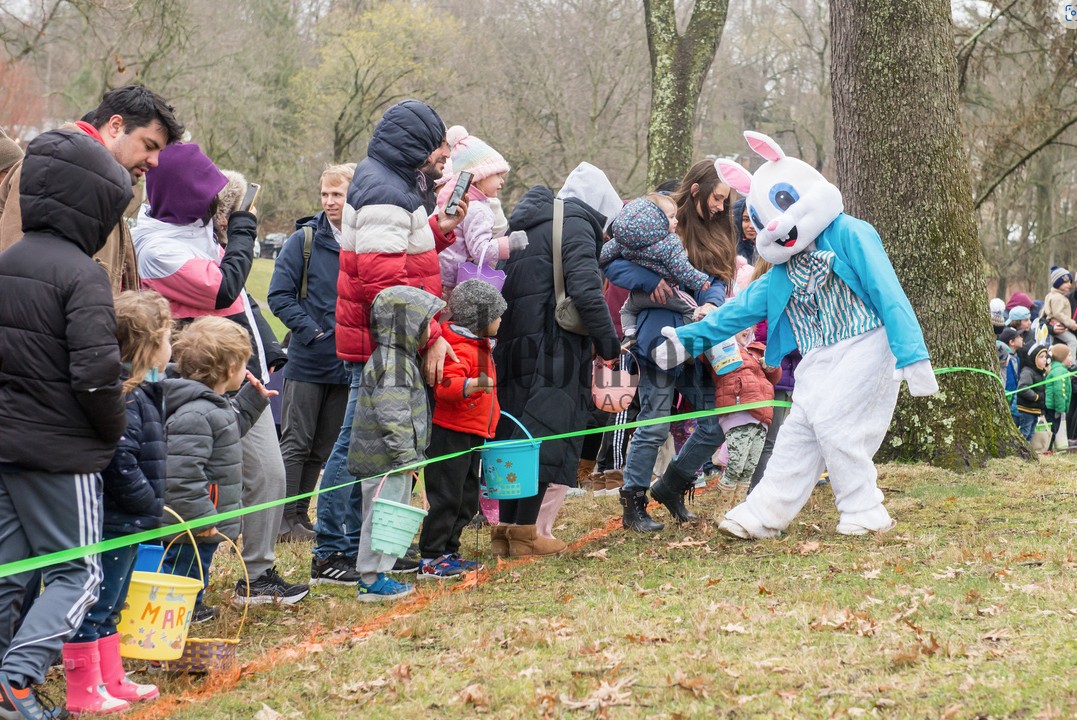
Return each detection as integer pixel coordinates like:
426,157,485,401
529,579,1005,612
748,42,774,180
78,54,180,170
247,257,286,341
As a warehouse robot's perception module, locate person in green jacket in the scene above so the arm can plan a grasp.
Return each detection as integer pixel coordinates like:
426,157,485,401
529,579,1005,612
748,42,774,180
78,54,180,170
1044,344,1072,449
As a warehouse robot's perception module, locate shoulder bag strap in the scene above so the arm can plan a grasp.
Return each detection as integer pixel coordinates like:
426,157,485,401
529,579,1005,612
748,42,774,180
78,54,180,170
552,198,566,302
300,226,314,300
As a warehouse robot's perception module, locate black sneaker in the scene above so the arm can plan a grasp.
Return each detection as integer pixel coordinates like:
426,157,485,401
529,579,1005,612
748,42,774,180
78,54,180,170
390,555,420,574
191,602,220,624
232,566,310,606
310,554,360,586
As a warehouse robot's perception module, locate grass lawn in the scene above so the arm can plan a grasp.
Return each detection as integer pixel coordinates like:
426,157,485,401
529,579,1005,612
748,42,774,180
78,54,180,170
247,258,286,342
95,455,1075,719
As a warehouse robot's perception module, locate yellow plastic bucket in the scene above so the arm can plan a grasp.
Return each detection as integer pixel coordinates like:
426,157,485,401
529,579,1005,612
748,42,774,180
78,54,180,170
116,571,202,660
117,507,204,660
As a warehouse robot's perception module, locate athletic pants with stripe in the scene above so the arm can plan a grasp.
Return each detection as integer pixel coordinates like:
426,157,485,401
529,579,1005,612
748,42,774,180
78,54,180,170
0,470,102,687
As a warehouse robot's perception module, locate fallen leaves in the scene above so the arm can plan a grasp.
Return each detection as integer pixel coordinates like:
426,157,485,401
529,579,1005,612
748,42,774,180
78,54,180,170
795,540,821,555
560,676,635,712
719,623,749,635
457,683,490,711
809,608,877,637
667,670,709,698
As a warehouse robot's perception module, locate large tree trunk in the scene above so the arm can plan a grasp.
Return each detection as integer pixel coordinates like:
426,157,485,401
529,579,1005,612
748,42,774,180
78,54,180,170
642,0,728,188
831,0,1029,468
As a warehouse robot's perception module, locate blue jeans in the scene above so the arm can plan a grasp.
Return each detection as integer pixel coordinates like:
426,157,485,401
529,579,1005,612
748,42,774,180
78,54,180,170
162,542,216,605
623,364,724,491
313,362,364,560
73,538,137,641
1014,411,1038,441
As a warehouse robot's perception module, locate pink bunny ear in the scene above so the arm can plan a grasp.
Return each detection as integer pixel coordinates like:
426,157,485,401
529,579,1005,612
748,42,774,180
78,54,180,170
715,159,753,195
743,131,785,163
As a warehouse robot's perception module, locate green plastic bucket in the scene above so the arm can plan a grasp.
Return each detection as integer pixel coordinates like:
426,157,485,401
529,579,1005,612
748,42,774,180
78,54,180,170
369,474,428,557
481,412,540,500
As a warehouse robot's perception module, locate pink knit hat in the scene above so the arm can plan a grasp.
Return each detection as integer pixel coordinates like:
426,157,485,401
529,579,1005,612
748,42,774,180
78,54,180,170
445,125,510,181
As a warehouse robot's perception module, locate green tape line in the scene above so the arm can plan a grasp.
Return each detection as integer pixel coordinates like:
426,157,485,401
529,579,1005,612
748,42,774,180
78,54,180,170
0,362,1064,579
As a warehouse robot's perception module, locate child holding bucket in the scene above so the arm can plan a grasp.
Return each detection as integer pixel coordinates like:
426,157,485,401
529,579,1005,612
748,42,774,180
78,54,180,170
347,286,445,601
161,317,277,616
712,327,781,514
63,292,172,716
419,280,506,577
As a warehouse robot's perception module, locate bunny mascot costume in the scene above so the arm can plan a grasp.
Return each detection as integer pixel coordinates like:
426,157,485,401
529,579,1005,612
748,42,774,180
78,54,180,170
654,131,938,539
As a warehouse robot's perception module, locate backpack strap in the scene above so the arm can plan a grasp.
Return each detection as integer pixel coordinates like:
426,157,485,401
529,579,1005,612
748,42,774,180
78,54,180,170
300,226,313,300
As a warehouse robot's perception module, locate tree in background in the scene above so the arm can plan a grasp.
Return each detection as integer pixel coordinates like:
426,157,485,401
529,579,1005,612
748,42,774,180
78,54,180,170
642,0,728,188
291,2,450,165
831,0,1028,468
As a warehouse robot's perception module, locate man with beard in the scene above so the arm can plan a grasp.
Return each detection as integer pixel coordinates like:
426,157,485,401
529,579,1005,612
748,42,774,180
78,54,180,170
0,85,184,293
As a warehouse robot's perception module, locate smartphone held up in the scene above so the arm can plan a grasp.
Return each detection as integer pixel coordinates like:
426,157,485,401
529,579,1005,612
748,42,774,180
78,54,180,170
443,171,473,216
239,183,261,213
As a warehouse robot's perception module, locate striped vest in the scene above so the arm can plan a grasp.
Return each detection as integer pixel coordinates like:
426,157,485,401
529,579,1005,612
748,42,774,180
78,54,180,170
784,249,880,354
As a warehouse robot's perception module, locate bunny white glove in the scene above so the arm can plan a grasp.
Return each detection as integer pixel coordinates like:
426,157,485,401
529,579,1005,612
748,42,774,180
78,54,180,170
506,230,529,253
893,359,939,397
652,326,690,370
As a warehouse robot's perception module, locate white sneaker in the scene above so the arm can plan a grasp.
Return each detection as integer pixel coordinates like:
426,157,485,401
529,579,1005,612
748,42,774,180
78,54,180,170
836,519,897,536
717,518,751,539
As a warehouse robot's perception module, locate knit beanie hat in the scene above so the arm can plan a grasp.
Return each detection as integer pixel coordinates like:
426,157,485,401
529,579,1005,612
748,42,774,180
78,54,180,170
1007,306,1031,322
1005,291,1033,311
0,129,22,173
1050,265,1071,289
989,297,1005,325
1028,342,1049,367
449,279,507,336
445,125,510,182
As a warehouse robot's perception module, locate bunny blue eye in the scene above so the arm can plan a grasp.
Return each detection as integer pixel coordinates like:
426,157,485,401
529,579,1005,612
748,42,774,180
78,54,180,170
769,183,799,212
749,207,764,230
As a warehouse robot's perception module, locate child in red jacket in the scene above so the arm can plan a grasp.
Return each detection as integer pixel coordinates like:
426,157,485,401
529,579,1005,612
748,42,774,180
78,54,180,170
419,280,507,579
713,328,782,514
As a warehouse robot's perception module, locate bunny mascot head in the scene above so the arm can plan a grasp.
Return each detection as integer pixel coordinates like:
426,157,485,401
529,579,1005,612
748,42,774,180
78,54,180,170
717,131,844,266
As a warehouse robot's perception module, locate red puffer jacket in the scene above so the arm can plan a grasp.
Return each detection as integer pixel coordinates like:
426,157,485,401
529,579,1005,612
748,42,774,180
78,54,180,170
432,324,500,438
713,341,782,425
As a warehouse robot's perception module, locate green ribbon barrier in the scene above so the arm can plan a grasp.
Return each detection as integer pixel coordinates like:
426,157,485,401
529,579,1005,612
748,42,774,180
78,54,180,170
0,362,1069,579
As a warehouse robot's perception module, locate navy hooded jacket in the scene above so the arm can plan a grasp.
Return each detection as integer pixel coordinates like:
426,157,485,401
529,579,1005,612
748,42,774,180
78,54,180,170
268,212,348,385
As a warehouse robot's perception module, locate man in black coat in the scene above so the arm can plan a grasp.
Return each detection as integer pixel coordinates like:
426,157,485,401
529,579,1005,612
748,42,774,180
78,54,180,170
0,129,131,717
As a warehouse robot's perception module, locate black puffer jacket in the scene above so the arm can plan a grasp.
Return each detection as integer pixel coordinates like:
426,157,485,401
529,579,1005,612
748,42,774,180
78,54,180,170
103,382,166,535
493,186,619,486
0,129,130,473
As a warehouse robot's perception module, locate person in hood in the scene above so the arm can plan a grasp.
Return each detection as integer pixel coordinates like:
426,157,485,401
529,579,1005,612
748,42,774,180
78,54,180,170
268,164,360,575
0,85,184,293
0,129,130,718
321,100,467,577
491,162,621,557
133,142,308,607
348,286,445,601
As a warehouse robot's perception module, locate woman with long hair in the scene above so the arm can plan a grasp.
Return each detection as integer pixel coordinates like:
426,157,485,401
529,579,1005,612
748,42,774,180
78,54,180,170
604,160,737,531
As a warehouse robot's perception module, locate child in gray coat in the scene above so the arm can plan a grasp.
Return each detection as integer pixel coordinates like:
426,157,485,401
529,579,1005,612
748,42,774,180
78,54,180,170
161,317,293,617
348,286,445,602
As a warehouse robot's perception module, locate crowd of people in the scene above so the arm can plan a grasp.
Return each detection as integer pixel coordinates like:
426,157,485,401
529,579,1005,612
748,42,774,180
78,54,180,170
0,85,991,717
992,276,1077,448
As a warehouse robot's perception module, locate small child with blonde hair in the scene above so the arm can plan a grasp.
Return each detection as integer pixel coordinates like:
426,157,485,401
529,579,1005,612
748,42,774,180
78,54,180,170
161,316,281,616
63,291,172,716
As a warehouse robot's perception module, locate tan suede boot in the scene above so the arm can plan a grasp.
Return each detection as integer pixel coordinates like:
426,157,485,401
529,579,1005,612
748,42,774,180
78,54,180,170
506,524,566,557
577,459,597,491
490,524,510,557
594,468,624,497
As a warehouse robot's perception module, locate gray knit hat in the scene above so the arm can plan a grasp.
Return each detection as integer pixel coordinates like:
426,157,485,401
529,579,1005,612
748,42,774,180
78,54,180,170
0,129,23,173
449,279,507,335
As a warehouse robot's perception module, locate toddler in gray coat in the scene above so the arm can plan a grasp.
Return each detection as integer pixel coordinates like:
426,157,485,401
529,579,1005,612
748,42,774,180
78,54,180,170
161,317,285,617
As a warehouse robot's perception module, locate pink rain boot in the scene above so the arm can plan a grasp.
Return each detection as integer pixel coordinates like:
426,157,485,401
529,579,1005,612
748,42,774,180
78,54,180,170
62,640,129,716
98,633,158,703
536,484,568,540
